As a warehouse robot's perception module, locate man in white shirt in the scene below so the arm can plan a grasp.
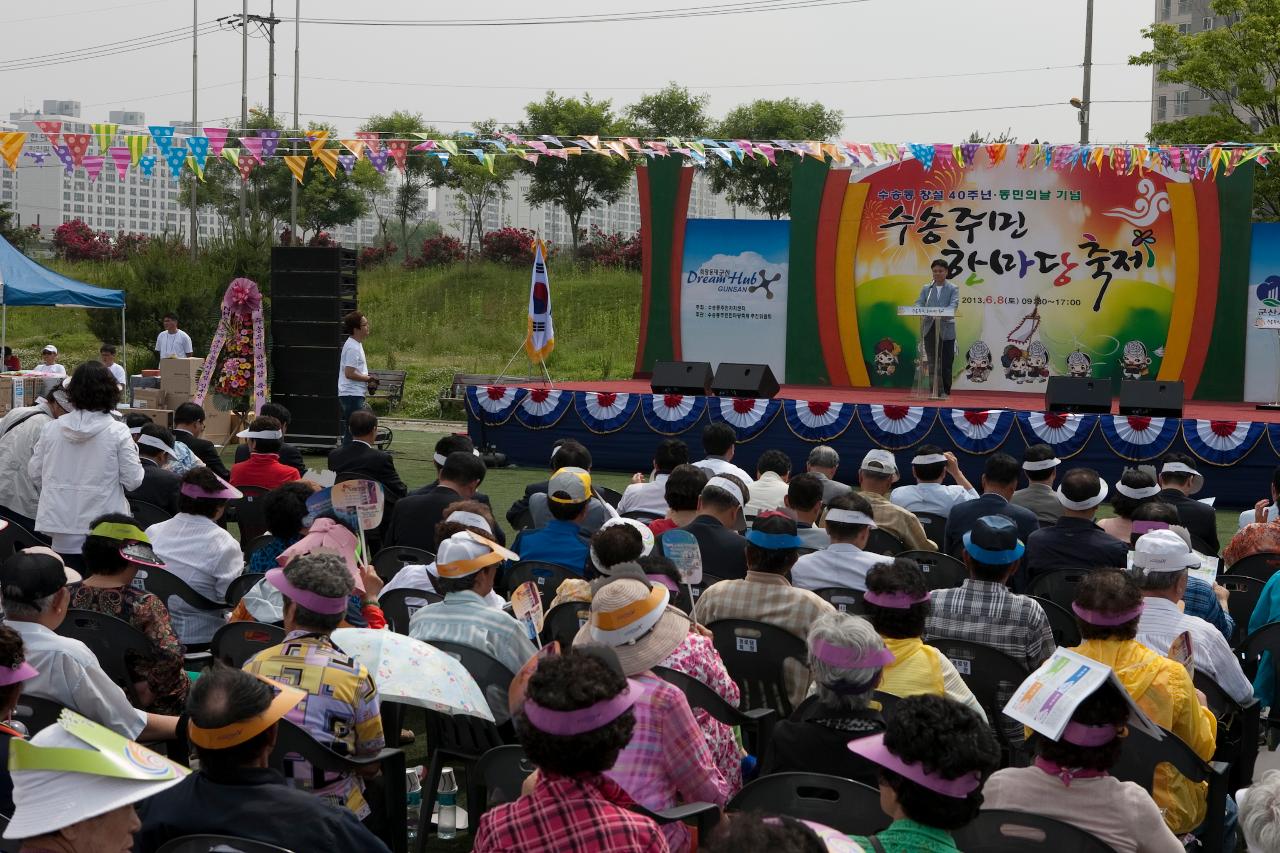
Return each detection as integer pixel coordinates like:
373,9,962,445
100,343,127,386
806,445,852,505
747,449,791,517
35,345,65,376
1,548,178,741
155,313,194,359
691,422,752,485
890,445,978,518
618,438,687,518
791,493,887,591
1130,529,1254,704
337,310,373,446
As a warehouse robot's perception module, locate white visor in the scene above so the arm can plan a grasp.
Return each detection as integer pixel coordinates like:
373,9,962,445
911,453,948,466
1022,458,1061,472
236,428,283,440
590,585,670,646
129,426,143,436
434,449,480,466
705,476,744,506
137,434,177,457
1055,479,1109,511
1160,461,1204,495
1115,482,1161,500
445,510,493,535
825,508,877,527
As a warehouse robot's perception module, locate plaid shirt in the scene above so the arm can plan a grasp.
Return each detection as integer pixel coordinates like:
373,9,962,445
474,774,668,853
1182,576,1234,643
925,580,1055,670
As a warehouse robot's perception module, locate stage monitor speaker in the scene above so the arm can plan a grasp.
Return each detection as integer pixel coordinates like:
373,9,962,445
650,361,713,395
1045,376,1112,415
1119,379,1184,418
711,362,780,399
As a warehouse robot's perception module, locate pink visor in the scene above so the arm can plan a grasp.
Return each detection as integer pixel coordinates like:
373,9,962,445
848,732,982,798
0,661,38,687
523,678,644,736
646,574,681,595
265,567,349,615
1061,721,1119,747
863,589,931,609
810,638,895,670
1071,601,1144,626
180,473,243,500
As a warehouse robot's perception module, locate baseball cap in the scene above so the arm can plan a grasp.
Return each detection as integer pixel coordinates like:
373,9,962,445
548,467,591,504
860,449,899,478
1131,529,1200,573
0,549,81,605
962,515,1025,564
41,345,57,355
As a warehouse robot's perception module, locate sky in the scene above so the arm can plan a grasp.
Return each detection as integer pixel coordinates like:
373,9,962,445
3,0,1158,144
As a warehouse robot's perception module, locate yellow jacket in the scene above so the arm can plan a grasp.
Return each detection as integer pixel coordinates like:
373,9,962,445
1073,638,1217,834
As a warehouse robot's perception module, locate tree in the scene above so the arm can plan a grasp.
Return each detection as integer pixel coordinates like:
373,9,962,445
359,111,448,250
1130,0,1280,218
966,129,1017,143
442,119,520,255
625,83,712,138
708,98,843,219
517,92,636,255
0,204,39,255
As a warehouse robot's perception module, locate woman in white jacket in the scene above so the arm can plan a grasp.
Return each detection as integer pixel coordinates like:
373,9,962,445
29,361,143,565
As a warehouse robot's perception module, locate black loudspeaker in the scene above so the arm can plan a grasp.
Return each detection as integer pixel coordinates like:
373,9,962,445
711,363,780,399
1046,376,1112,414
651,361,713,395
1119,380,1184,418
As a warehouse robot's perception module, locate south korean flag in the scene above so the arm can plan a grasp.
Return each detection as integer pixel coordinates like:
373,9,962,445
525,240,555,363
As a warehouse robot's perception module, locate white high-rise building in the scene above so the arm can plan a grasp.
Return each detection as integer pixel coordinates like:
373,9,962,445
1149,1,1256,130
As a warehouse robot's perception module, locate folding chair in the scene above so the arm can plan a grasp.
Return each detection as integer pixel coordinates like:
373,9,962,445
157,837,294,853
1029,595,1081,648
914,512,949,552
1217,574,1265,648
227,486,270,547
540,600,591,647
210,621,285,667
1194,669,1261,791
371,546,436,584
56,609,152,697
926,637,1031,766
952,810,1119,853
473,744,536,818
811,587,865,615
899,549,967,590
1226,552,1280,585
728,772,890,836
128,499,173,528
138,566,228,659
595,486,623,508
223,572,264,607
379,587,442,635
1026,568,1090,611
500,560,576,607
707,619,809,717
13,695,64,735
414,710,506,853
653,665,778,757
690,572,726,607
0,519,42,556
241,533,276,562
865,528,906,557
622,510,663,522
1240,622,1280,748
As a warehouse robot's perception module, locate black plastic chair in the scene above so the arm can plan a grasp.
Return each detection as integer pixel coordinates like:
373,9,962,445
595,485,623,508
1226,552,1280,585
1218,574,1265,648
241,533,276,561
914,512,949,552
223,572,263,607
952,810,1119,853
926,637,1031,765
654,665,778,757
708,619,809,717
269,718,406,853
210,621,285,667
128,499,174,528
728,772,890,836
426,640,517,730
56,609,152,696
14,694,64,735
899,549,967,590
473,743,537,818
0,519,43,556
371,545,436,584
621,510,663,522
1240,622,1280,747
139,566,229,613
872,690,901,718
1194,668,1261,791
1110,723,1229,853
228,486,270,549
690,572,727,606
157,836,294,853
379,587,442,635
415,709,507,853
501,560,576,608
0,814,16,853
1029,595,1081,648
811,586,865,614
1026,568,1090,611
540,600,591,647
865,528,906,556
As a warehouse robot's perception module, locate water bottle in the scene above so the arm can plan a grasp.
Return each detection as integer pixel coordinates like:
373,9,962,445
405,766,423,844
437,767,458,840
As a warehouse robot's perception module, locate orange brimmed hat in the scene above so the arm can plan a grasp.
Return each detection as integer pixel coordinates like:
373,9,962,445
574,578,689,675
435,530,519,578
187,672,306,750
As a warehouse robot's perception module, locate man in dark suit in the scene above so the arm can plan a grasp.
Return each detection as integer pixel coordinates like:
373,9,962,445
504,437,608,534
126,423,182,515
656,472,751,580
233,402,305,476
945,452,1039,562
385,451,486,553
327,410,407,500
914,259,961,398
1023,468,1128,590
1157,453,1219,554
415,433,505,544
172,402,230,479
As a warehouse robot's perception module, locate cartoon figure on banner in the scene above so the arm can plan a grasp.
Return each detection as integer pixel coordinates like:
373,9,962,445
1067,349,1093,378
873,338,901,377
964,341,992,383
1002,345,1027,384
1120,341,1152,381
1025,341,1050,382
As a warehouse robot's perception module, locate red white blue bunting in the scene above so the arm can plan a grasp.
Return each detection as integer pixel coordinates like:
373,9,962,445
707,397,782,442
575,390,640,434
641,393,707,435
466,384,526,426
1098,415,1181,461
939,409,1016,455
856,404,937,450
782,400,857,442
1182,419,1265,466
512,387,573,429
1015,412,1098,459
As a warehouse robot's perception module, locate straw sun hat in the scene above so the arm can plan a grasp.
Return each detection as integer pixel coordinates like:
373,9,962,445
574,578,689,675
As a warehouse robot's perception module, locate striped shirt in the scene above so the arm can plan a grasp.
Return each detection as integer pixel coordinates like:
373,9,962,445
1136,596,1254,704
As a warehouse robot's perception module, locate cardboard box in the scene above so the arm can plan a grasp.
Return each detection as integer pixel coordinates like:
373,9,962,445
0,375,45,416
132,388,166,410
123,407,174,428
202,408,241,445
159,357,205,396
164,391,193,410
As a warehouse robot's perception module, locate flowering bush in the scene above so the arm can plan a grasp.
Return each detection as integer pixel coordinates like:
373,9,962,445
359,242,397,269
52,219,115,261
308,231,335,247
213,314,255,405
480,227,537,266
576,226,641,270
113,232,150,258
406,234,465,269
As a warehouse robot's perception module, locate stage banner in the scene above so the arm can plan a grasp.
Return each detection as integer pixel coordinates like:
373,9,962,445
679,219,790,381
1244,222,1280,403
850,159,1190,393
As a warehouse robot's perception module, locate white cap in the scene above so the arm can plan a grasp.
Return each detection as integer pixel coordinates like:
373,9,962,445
1132,529,1201,573
860,449,899,478
41,345,57,355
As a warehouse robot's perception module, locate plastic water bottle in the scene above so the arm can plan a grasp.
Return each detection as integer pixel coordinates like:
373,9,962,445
405,766,423,844
437,767,458,840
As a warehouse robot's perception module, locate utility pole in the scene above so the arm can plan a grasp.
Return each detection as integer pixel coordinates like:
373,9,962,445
1080,0,1094,144
239,0,248,228
289,0,300,243
267,1,276,119
190,0,198,260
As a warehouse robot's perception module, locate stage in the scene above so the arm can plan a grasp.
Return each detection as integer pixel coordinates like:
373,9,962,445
464,381,1280,508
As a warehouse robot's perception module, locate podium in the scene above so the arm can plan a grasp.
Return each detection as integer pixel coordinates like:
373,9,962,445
898,305,956,399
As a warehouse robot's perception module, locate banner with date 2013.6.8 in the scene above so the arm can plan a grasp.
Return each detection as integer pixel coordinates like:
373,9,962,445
852,158,1183,393
679,218,790,382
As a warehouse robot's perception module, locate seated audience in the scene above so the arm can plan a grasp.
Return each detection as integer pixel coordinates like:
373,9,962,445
0,383,66,534
327,410,408,501
0,625,37,817
1244,557,1280,708
890,446,977,518
548,518,656,607
784,473,830,550
244,553,385,819
761,611,889,784
1069,568,1217,835
1237,466,1280,530
1023,468,1128,586
857,449,935,551
1131,501,1234,641
386,450,487,552
1241,770,1280,853
1156,453,1219,555
510,467,595,574
806,444,852,504
1131,530,1253,704
474,650,668,853
146,467,242,645
69,515,189,715
230,415,302,491
1,346,17,371
126,423,182,515
657,473,750,580
706,813,843,852
983,677,1183,853
247,480,317,574
1099,467,1162,543
864,558,986,720
277,515,384,629
1,548,177,741
648,463,708,536
693,512,834,709
1010,443,1063,526
692,422,753,485
790,493,886,592
576,580,730,851
381,503,502,603
4,714,186,853
1225,469,1280,567
172,401,230,479
137,663,390,851
424,433,501,532
619,438,688,518
510,439,611,533
746,449,791,517
232,401,307,475
944,452,1039,558
847,694,1000,853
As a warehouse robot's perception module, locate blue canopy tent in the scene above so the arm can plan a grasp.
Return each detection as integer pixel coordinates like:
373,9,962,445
0,234,127,371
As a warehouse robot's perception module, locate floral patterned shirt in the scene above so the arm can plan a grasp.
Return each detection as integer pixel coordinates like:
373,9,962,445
660,632,743,794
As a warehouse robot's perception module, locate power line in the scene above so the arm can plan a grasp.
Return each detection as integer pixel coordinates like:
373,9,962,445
7,0,172,25
840,99,1151,119
0,23,222,73
82,78,269,109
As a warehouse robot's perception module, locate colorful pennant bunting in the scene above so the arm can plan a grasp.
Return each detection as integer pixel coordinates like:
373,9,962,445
33,120,62,148
284,154,309,183
82,155,105,183
108,146,131,180
0,132,27,169
258,129,280,159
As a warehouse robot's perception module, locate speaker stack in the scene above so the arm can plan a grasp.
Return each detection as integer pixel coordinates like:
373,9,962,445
269,246,357,449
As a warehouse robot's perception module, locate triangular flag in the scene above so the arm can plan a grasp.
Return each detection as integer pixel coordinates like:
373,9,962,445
138,154,157,177
411,140,436,152
355,131,380,154
483,152,496,175
187,136,209,171
258,129,281,158
539,135,562,148
435,152,450,167
307,129,330,158
490,139,508,153
149,125,175,152
240,136,264,164
91,122,118,154
83,155,106,183
53,144,75,174
165,143,187,179
711,148,733,165
368,150,389,173
108,146,131,180
606,140,629,159
63,132,91,167
908,143,935,169
933,144,954,170
34,120,62,148
579,135,601,150
185,155,204,182
341,138,367,159
523,153,540,165
126,133,149,166
0,132,27,169
467,148,485,163
204,127,229,157
222,147,240,167
386,139,408,172
314,146,339,177
238,154,256,182
621,137,643,152
757,143,776,165
527,141,549,155
440,139,459,157
564,147,582,157
284,154,309,183
337,153,356,174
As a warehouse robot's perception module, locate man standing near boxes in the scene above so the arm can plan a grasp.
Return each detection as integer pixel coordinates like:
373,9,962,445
155,313,194,359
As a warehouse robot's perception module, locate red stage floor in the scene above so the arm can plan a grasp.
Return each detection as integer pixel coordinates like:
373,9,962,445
544,379,1279,423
